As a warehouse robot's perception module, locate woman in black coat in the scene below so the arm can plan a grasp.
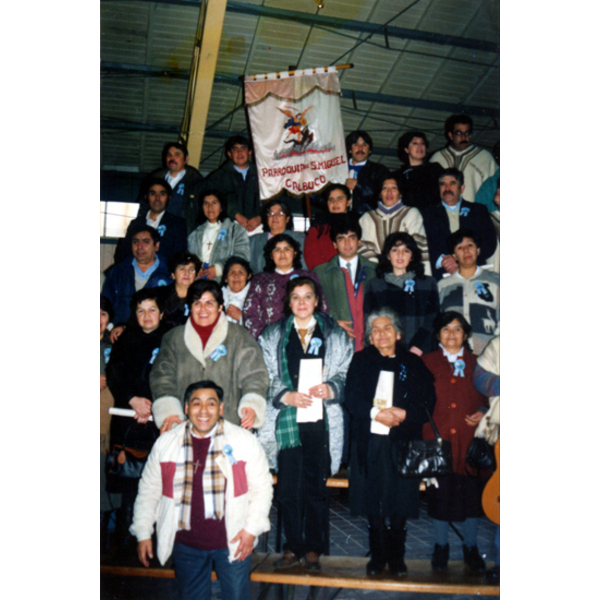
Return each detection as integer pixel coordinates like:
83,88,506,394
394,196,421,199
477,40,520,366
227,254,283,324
345,307,436,577
106,287,168,550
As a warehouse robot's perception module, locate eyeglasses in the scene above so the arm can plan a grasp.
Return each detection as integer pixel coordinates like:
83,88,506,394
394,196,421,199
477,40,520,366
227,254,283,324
267,211,286,217
452,130,471,137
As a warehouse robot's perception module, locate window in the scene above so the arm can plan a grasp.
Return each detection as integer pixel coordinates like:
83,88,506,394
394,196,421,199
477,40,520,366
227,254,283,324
100,201,138,238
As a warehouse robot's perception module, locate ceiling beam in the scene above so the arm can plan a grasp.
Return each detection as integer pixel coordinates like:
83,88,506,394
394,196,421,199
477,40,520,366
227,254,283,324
101,62,499,118
101,0,498,53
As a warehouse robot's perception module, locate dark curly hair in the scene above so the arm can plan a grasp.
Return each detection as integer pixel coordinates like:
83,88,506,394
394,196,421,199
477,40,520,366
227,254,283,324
263,233,303,273
376,232,425,278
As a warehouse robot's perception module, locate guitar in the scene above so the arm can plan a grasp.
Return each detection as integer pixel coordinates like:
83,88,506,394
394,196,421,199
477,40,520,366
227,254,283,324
482,438,499,525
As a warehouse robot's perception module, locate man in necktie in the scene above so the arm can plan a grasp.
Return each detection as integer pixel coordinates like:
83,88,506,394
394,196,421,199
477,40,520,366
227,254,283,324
314,214,376,352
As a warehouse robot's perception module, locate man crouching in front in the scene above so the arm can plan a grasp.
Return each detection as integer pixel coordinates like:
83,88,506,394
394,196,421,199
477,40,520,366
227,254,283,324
130,380,273,600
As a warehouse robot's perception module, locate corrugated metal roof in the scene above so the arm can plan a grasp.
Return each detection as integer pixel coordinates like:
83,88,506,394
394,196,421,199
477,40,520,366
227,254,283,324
101,0,499,197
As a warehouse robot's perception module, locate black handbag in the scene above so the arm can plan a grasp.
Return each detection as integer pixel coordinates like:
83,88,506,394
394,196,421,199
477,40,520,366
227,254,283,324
105,423,157,486
397,403,453,478
465,436,496,471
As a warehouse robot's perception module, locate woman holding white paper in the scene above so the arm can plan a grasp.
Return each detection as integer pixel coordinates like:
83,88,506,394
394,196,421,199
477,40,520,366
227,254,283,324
345,307,436,576
257,276,353,573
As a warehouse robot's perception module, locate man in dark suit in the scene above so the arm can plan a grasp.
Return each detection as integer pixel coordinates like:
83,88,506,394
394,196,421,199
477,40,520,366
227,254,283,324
137,142,206,234
344,130,389,215
421,168,497,280
118,178,188,265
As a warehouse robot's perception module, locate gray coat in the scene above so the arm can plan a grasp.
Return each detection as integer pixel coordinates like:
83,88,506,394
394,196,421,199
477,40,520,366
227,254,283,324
187,218,250,281
256,314,353,475
149,313,269,429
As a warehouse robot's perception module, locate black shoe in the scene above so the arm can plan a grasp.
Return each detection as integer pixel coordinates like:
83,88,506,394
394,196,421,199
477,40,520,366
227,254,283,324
387,527,408,576
274,550,302,569
462,544,486,573
431,543,449,572
366,526,386,575
485,564,500,583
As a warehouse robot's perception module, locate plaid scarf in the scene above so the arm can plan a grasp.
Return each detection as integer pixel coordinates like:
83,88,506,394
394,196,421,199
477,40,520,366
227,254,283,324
177,419,226,530
276,314,328,451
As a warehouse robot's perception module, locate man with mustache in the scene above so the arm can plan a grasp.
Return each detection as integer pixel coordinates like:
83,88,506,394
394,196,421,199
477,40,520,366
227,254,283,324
137,142,206,234
344,130,389,215
421,168,497,280
430,115,498,203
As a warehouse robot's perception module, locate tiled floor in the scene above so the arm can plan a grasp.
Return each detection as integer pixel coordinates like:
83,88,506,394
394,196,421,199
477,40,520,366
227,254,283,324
101,487,499,599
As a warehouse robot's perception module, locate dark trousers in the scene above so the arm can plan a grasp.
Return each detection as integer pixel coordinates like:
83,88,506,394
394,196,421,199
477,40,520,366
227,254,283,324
277,421,329,556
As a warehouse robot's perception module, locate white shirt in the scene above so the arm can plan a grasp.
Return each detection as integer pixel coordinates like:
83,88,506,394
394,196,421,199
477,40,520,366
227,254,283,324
338,254,359,284
165,169,186,189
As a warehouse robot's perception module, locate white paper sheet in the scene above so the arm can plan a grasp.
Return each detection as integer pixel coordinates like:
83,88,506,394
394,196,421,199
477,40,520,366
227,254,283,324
296,358,323,423
370,370,394,435
108,407,154,421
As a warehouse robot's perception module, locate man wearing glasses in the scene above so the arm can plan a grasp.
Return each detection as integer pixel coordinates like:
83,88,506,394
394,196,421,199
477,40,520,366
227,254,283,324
430,115,498,203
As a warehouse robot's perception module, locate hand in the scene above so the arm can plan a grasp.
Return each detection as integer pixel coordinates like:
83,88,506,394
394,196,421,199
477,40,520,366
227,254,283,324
240,407,256,429
409,346,423,357
245,216,261,232
137,539,154,567
199,265,217,280
160,414,183,434
100,374,107,391
129,396,152,423
441,255,459,275
308,384,331,400
226,305,242,322
375,407,407,428
230,529,255,562
110,325,125,344
337,320,355,339
283,391,313,408
235,213,248,228
345,178,357,190
465,411,485,427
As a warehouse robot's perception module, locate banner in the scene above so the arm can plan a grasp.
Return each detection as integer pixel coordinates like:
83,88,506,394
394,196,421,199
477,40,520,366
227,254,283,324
245,68,347,199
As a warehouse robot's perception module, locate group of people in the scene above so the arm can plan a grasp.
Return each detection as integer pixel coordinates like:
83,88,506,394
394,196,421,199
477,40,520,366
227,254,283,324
100,114,500,600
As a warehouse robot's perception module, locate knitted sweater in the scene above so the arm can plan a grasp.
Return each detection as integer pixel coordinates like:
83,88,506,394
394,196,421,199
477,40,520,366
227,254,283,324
437,268,500,355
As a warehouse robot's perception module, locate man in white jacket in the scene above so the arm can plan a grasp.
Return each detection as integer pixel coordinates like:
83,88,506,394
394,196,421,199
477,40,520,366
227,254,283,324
130,380,273,600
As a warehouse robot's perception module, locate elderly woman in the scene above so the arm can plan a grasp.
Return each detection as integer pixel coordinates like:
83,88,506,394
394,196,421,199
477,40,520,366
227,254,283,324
149,279,269,434
221,256,253,325
421,311,489,574
304,184,355,270
187,189,250,282
358,175,430,274
242,233,328,339
105,288,168,550
391,131,444,210
364,232,439,356
345,308,436,576
257,276,353,572
249,199,306,274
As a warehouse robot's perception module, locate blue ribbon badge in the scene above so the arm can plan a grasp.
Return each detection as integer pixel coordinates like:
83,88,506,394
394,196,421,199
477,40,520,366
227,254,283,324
398,364,407,381
459,206,470,217
157,279,168,286
210,344,227,362
289,273,299,280
149,347,160,364
453,359,466,377
403,279,415,294
158,224,166,237
217,228,227,241
177,183,184,194
223,445,237,465
103,347,111,364
307,337,322,356
184,304,190,317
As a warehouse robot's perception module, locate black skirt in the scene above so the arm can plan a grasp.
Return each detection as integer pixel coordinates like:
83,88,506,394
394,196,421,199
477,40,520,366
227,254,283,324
426,472,486,522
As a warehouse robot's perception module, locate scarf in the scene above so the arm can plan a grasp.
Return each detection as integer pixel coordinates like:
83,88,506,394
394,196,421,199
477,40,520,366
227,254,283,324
276,314,328,451
190,315,218,347
177,419,226,529
377,199,403,216
384,270,416,289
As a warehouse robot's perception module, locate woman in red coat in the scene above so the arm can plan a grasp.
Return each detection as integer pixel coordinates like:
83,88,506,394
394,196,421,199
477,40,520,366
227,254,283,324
421,311,489,574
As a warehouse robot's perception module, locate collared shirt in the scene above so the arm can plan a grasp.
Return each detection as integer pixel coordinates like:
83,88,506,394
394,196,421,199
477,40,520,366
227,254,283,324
338,254,359,284
146,210,165,229
165,169,186,189
293,316,317,353
439,343,465,363
233,165,249,181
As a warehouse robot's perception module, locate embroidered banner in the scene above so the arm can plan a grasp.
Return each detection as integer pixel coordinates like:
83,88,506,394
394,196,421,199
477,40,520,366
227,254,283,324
244,68,347,199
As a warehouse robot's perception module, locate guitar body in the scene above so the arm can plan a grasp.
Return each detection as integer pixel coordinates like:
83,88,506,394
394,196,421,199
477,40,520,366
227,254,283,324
482,439,500,525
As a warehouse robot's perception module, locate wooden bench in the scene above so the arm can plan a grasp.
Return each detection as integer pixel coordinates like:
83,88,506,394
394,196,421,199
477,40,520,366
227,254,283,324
101,551,499,596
